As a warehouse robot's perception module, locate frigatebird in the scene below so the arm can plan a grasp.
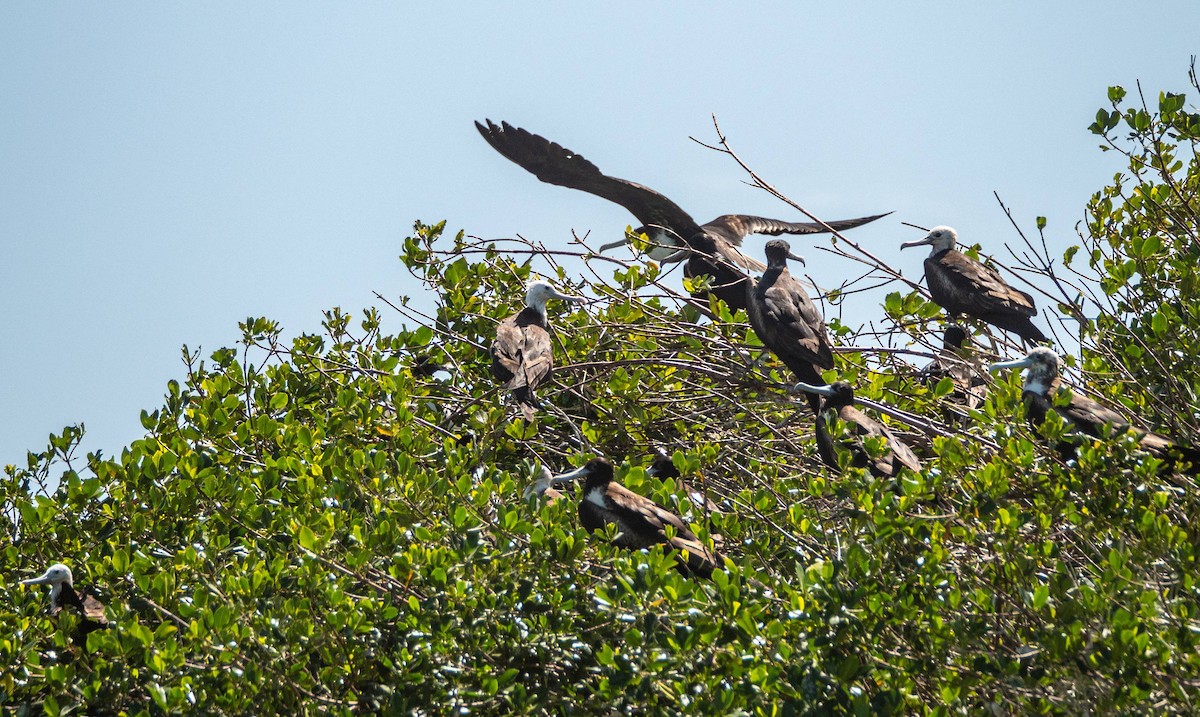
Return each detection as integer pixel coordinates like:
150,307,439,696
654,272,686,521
918,325,986,413
524,465,567,505
990,347,1200,473
476,119,890,313
19,563,108,642
901,226,1048,345
746,239,834,412
793,381,922,478
550,457,723,578
490,280,585,421
647,448,722,514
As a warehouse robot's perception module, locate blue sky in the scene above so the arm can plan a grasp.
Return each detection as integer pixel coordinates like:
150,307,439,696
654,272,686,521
2,3,1198,466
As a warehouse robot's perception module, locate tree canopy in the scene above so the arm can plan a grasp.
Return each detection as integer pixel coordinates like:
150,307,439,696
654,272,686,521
4,70,1200,715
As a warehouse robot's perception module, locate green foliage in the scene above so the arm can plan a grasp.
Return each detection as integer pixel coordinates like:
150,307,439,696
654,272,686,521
5,74,1200,715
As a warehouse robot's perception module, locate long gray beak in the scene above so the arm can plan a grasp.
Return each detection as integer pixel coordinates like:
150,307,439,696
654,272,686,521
20,570,55,586
787,251,806,265
792,381,837,397
597,239,626,253
550,464,592,483
988,357,1033,373
552,289,587,304
900,235,934,250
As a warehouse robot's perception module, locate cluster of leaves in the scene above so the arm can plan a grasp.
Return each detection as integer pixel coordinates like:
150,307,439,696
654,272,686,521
3,73,1200,715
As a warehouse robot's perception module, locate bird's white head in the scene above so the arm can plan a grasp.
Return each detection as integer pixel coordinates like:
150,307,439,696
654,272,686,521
900,225,958,254
20,563,74,602
989,346,1060,395
524,280,585,316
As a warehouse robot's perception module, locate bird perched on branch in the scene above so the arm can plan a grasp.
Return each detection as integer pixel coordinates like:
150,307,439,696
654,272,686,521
918,324,987,414
793,381,921,478
490,280,585,421
549,457,723,578
19,563,108,644
476,119,889,313
901,226,1049,345
746,239,834,412
990,347,1200,473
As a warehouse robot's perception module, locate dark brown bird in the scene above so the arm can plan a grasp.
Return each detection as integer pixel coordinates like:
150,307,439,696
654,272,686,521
901,226,1048,345
19,563,108,643
793,381,922,478
476,119,890,313
918,325,986,413
490,280,585,421
990,347,1200,473
647,448,722,514
550,457,723,578
746,239,834,412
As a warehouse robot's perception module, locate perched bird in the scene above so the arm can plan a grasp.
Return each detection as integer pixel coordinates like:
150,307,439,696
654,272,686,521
490,280,585,421
746,239,834,411
917,324,986,413
19,563,108,642
550,457,723,578
901,226,1048,345
793,381,922,478
523,464,567,505
990,347,1200,472
476,119,889,313
647,448,722,513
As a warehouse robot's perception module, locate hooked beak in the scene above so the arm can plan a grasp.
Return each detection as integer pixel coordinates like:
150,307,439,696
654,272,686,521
792,381,837,397
550,463,593,483
551,289,587,304
786,251,806,265
20,569,57,586
899,235,934,250
597,239,626,254
988,357,1034,373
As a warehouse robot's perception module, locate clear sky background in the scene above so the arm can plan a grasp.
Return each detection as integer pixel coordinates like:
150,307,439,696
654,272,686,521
2,3,1198,468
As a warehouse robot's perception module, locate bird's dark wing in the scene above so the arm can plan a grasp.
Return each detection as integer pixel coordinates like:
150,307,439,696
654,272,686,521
490,312,553,392
1062,392,1132,436
477,120,704,237
926,251,1038,318
60,587,107,626
605,483,718,564
703,212,892,246
842,406,921,475
755,273,834,369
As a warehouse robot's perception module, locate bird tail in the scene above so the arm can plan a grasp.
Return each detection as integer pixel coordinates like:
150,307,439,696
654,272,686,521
513,387,540,422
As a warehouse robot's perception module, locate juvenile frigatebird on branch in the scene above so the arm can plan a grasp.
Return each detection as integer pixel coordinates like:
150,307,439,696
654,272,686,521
476,119,889,313
990,347,1200,474
793,381,922,479
550,457,723,578
19,563,108,644
746,239,834,412
490,280,585,421
901,226,1049,345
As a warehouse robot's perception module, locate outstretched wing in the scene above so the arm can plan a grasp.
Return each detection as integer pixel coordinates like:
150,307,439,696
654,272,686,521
704,212,892,246
476,120,704,238
927,251,1038,318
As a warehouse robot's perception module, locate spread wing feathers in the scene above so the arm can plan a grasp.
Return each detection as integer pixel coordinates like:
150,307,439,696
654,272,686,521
704,212,892,246
840,406,922,476
601,482,721,574
927,251,1038,318
755,276,834,370
476,120,703,238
